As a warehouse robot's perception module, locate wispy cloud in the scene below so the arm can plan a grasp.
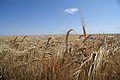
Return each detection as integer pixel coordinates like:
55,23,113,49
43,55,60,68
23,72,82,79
64,8,78,14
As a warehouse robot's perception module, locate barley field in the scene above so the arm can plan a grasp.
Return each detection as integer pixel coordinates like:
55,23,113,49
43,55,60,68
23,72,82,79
0,33,120,80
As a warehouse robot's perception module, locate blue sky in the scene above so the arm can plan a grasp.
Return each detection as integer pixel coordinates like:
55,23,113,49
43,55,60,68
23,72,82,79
0,0,120,35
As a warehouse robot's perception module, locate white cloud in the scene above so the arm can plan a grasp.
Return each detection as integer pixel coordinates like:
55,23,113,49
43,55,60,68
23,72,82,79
64,8,78,14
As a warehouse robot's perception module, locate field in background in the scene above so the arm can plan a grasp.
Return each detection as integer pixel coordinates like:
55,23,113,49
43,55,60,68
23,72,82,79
0,34,120,80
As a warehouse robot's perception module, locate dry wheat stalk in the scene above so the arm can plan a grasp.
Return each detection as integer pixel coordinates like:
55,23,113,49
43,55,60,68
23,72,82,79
65,29,73,53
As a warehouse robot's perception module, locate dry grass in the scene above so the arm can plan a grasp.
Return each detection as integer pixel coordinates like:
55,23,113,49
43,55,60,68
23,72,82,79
0,33,120,80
